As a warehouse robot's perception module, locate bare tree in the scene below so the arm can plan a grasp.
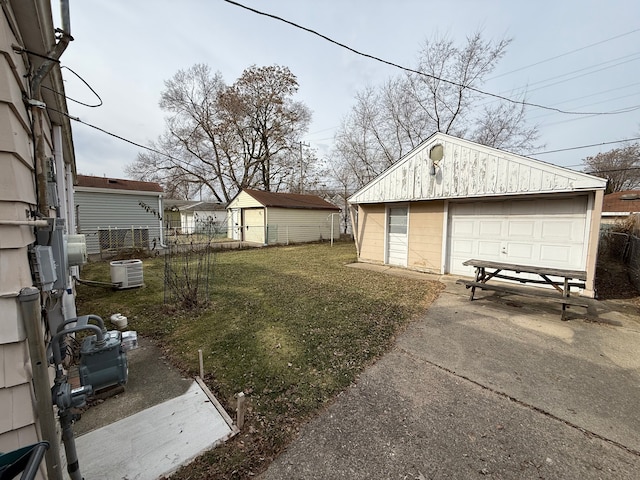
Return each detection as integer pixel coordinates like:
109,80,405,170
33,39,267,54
332,31,541,188
126,64,311,202
583,144,640,193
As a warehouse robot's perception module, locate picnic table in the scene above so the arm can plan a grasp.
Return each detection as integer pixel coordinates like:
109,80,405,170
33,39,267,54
455,259,590,320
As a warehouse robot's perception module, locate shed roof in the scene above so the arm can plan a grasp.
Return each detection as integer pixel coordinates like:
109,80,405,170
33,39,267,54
242,189,339,210
602,191,640,213
76,175,163,193
349,132,607,204
164,200,226,212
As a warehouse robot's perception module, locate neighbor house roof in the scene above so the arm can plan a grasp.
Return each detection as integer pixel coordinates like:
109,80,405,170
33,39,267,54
243,189,340,210
76,175,163,193
602,190,640,213
164,200,226,212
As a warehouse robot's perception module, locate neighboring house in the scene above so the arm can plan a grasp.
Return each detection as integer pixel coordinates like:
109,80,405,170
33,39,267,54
227,189,340,244
164,200,227,234
601,190,640,225
75,175,164,255
1,1,77,477
348,132,607,297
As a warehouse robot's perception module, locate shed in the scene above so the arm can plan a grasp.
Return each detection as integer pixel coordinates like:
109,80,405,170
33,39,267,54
348,132,607,297
75,175,164,254
164,200,227,234
601,190,640,225
227,189,340,244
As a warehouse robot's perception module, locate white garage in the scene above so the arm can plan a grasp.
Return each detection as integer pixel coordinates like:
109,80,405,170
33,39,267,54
227,189,340,245
348,132,607,297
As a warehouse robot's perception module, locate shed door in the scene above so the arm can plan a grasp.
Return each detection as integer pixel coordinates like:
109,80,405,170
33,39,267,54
447,197,588,276
243,208,265,243
230,208,241,240
387,206,408,267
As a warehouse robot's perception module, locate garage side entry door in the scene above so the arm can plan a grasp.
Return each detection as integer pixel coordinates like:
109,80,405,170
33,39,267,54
243,208,265,244
448,196,588,277
387,206,408,267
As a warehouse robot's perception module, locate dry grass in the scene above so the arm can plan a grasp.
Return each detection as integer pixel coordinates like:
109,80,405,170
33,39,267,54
76,242,444,478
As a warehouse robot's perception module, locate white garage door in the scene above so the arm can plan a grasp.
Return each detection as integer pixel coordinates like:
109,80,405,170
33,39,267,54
448,197,588,276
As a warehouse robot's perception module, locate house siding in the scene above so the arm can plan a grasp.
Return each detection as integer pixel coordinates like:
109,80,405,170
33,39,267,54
0,4,39,452
356,204,386,264
407,201,445,273
75,190,163,254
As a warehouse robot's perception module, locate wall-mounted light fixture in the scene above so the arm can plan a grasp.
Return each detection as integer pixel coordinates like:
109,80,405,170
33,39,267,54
428,144,443,176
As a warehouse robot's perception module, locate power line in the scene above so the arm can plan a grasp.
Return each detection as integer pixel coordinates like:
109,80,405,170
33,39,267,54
222,0,637,117
527,136,640,156
487,27,640,81
42,65,103,108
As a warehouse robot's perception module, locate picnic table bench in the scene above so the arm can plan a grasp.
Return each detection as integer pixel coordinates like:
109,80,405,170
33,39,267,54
455,259,590,320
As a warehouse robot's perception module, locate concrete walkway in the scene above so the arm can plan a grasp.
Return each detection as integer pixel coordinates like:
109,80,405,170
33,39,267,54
261,269,640,479
76,381,233,480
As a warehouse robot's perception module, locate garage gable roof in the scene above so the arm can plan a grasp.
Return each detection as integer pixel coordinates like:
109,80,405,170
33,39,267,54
348,133,607,204
241,189,340,211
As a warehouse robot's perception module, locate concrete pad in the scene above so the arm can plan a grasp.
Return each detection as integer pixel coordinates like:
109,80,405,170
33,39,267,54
75,381,233,480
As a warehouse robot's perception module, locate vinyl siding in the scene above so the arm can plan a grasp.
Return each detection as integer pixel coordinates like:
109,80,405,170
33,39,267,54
266,207,339,244
75,190,163,254
227,191,263,209
407,201,445,273
0,6,39,451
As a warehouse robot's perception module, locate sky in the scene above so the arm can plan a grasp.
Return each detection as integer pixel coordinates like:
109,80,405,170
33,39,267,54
56,0,640,183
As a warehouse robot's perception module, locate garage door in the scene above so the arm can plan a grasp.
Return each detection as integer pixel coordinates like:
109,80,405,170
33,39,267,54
243,208,265,243
448,197,588,276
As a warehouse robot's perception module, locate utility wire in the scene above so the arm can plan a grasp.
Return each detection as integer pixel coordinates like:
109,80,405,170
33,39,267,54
45,108,640,178
46,106,185,164
42,65,103,108
487,27,640,81
528,136,640,156
223,0,638,116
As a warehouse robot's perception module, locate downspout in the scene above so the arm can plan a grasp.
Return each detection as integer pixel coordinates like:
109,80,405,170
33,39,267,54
19,288,63,480
30,0,73,214
158,194,167,248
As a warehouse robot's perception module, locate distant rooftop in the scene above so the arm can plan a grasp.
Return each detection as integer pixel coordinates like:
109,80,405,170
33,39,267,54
602,190,640,213
76,175,163,193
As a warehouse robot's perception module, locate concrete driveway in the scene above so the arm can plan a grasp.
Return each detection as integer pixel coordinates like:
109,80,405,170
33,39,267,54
260,273,640,479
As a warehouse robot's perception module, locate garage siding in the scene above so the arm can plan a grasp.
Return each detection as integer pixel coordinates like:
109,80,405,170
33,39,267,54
356,204,386,264
267,207,338,244
407,201,445,273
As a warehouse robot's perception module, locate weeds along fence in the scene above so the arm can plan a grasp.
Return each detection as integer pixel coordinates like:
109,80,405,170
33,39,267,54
599,215,640,291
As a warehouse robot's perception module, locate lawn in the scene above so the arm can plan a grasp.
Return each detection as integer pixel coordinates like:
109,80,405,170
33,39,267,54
76,242,444,478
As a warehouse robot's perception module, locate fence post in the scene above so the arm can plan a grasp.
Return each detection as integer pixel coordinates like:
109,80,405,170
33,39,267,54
236,392,246,429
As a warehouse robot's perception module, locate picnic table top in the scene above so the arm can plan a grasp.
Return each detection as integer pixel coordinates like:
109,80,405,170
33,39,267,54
462,259,587,281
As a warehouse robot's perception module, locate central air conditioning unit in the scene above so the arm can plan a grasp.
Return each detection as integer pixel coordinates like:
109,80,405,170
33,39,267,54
110,259,144,289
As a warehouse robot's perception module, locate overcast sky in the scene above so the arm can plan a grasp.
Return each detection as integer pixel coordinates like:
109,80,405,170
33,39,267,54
57,0,640,182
